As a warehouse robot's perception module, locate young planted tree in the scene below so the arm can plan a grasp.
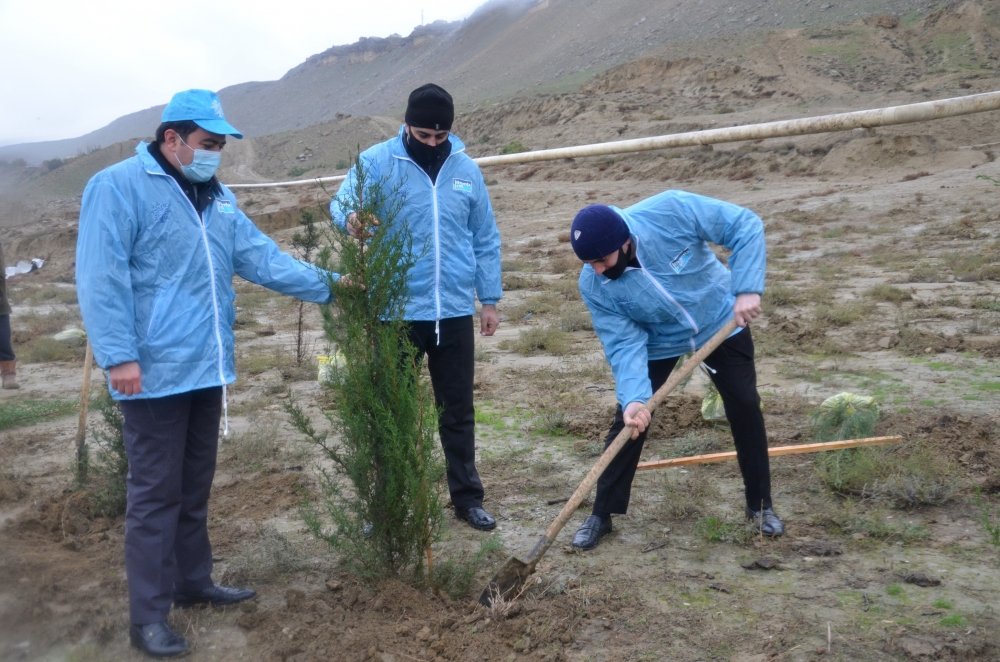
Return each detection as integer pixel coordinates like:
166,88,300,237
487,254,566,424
290,159,444,580
87,385,128,516
290,208,323,365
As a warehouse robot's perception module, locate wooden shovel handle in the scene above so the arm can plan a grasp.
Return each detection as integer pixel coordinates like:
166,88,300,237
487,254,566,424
541,319,739,543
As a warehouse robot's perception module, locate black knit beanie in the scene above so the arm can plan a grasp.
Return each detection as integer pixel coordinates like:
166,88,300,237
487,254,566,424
405,83,454,130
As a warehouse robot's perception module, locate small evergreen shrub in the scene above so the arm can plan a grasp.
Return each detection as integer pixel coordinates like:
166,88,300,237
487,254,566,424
291,157,444,581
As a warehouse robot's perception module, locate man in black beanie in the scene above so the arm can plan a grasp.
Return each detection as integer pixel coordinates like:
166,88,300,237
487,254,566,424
330,83,502,532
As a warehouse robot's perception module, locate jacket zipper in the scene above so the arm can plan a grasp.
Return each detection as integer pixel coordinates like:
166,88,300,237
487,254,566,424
152,169,228,385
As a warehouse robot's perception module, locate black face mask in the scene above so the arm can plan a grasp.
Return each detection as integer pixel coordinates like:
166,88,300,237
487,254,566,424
602,243,635,280
404,131,451,180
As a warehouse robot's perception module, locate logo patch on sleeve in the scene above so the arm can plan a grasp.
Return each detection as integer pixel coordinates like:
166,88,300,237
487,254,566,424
452,178,473,193
216,199,235,214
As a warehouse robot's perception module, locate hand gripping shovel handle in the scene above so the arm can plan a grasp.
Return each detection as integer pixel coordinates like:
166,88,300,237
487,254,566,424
530,319,739,559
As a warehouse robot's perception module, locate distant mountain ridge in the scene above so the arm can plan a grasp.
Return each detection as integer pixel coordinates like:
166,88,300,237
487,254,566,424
2,0,943,164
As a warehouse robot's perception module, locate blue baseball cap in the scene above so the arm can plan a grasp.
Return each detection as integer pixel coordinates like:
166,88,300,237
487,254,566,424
161,89,243,138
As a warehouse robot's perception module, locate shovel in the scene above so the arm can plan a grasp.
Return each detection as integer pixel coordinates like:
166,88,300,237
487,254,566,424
479,319,739,606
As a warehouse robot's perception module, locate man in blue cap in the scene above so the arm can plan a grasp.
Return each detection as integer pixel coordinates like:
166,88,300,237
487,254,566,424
330,83,502,532
567,191,784,551
77,89,340,658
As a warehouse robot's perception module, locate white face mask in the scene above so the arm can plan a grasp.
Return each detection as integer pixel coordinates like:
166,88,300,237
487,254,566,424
173,136,221,183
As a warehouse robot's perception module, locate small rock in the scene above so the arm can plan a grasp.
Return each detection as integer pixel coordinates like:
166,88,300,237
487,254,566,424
902,572,941,587
741,556,781,570
325,579,343,592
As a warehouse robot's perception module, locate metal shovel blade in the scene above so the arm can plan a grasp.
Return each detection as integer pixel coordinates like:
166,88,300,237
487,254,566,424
479,533,551,606
478,555,534,606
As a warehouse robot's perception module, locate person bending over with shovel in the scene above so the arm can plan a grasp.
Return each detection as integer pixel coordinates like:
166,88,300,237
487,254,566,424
567,190,784,551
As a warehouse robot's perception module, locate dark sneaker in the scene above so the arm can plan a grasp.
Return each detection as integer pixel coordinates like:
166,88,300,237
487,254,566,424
129,621,190,658
747,507,785,537
455,506,497,531
571,514,612,550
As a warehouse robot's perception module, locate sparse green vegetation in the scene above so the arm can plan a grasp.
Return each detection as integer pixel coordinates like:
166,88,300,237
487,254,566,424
500,140,529,154
503,273,543,290
866,284,911,303
77,387,128,517
694,515,753,544
763,284,806,306
815,301,875,327
976,492,1000,548
939,613,967,628
499,326,573,355
429,535,505,599
557,309,591,332
221,524,311,585
17,336,84,363
221,414,286,471
816,442,958,508
0,397,78,431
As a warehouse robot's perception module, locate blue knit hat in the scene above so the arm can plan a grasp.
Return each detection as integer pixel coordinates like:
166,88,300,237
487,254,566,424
161,89,243,138
570,205,630,260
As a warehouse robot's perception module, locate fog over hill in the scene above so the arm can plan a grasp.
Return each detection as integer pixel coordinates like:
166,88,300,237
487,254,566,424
1,0,943,165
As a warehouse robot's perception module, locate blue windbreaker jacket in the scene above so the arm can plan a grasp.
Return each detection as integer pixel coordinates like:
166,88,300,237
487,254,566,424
77,142,334,400
330,127,502,321
579,190,766,408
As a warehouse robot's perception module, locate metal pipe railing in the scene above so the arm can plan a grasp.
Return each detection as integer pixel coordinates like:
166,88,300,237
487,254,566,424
228,90,1000,190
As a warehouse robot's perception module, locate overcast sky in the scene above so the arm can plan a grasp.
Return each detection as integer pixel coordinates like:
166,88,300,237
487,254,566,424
0,0,487,146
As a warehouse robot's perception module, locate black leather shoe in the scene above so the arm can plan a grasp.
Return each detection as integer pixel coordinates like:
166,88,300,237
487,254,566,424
747,507,785,537
173,584,256,608
129,621,189,658
455,506,497,531
572,514,612,550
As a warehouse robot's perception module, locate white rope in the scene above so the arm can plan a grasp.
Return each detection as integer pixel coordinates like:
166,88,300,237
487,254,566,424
228,90,1000,190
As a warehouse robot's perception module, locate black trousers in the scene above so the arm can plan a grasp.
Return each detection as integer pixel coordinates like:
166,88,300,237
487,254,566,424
593,327,772,516
119,387,222,624
407,316,485,510
0,314,13,361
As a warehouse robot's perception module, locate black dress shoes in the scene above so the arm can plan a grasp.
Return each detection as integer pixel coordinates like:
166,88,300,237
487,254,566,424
455,506,497,531
572,514,612,550
747,507,785,537
129,621,189,658
173,584,256,608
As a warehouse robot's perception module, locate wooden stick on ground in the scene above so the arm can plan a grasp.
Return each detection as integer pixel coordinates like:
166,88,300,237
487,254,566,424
636,435,903,471
75,341,94,466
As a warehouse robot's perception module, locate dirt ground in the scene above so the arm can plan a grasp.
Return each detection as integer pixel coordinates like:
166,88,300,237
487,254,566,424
2,3,999,661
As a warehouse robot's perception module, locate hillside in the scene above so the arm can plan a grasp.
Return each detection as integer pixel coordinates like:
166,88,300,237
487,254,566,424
0,0,946,166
